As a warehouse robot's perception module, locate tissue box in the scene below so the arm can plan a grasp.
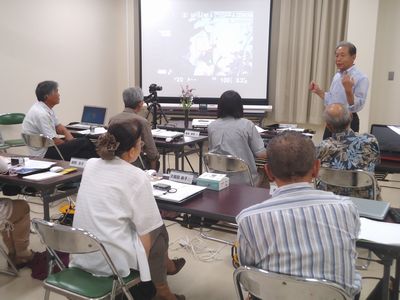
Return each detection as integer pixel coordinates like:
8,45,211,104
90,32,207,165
196,172,229,191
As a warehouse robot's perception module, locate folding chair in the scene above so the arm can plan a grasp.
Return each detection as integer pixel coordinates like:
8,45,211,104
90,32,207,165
21,133,65,160
204,152,254,186
316,167,378,200
315,167,378,270
32,218,140,300
234,266,351,300
0,113,26,151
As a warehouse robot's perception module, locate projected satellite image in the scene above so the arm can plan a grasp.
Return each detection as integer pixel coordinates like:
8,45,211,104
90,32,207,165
185,11,253,82
141,0,270,99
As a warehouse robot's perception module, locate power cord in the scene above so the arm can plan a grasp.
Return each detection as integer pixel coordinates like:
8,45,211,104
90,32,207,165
169,235,227,263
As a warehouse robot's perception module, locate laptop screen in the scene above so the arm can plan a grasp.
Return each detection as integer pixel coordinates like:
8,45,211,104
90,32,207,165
81,106,107,125
370,124,400,154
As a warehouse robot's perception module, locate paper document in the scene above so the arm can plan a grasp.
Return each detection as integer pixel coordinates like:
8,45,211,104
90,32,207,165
79,127,107,135
151,179,206,203
358,217,400,246
23,171,62,181
152,129,184,139
255,125,266,133
24,159,55,169
388,125,400,136
276,127,305,132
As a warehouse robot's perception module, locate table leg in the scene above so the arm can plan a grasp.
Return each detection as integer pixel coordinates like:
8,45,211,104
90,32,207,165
181,147,184,171
394,258,400,300
381,256,393,300
41,193,51,221
199,217,234,246
40,187,79,221
175,150,179,171
162,148,166,173
199,141,203,174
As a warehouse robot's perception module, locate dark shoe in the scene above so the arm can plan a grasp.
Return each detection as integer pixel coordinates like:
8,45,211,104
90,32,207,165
167,258,186,275
11,250,35,269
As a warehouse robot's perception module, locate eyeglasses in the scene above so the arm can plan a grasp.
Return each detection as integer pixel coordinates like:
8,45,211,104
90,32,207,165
139,141,145,148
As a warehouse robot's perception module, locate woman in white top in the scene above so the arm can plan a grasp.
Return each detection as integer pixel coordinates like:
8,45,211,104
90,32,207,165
208,90,267,185
70,120,185,300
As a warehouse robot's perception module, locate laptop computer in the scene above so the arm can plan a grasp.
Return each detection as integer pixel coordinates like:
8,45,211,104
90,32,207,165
370,124,400,162
67,106,107,130
350,197,390,220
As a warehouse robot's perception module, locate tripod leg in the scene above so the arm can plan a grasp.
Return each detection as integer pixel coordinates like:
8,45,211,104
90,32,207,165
155,103,169,125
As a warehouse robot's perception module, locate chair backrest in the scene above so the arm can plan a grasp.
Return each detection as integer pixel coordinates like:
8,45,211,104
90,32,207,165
33,218,126,279
32,218,101,254
32,218,137,298
204,152,254,186
21,133,54,148
233,266,351,300
316,167,377,200
0,113,25,125
21,133,65,160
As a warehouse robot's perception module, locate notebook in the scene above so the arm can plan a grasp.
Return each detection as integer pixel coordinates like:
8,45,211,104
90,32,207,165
151,179,206,203
67,106,107,130
370,124,400,161
350,197,390,220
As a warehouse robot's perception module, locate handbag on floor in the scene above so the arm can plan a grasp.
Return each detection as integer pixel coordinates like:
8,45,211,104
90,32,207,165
29,250,69,280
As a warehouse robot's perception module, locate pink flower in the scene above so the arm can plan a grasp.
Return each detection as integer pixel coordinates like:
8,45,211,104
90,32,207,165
180,85,195,110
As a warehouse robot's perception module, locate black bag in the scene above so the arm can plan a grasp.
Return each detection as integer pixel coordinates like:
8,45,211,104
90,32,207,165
29,251,70,281
122,281,156,300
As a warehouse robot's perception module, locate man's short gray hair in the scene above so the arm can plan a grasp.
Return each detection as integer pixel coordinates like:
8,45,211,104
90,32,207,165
267,131,316,181
123,87,144,109
336,41,357,56
323,103,352,133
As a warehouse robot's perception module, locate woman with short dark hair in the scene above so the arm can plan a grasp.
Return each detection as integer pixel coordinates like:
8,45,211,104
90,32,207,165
208,90,267,185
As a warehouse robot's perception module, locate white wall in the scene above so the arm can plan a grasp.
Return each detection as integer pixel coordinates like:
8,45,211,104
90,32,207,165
369,0,400,126
346,0,380,133
347,0,400,131
0,0,130,140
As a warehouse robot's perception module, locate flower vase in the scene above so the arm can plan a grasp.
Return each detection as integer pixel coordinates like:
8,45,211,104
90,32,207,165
184,109,189,129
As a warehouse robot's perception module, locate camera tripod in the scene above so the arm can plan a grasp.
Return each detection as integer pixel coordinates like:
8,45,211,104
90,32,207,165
145,93,169,129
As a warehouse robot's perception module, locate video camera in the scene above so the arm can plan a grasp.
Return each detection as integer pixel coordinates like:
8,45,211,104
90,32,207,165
149,83,162,93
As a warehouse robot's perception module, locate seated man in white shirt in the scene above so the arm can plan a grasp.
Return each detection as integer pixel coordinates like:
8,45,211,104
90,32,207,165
22,81,97,160
237,132,361,299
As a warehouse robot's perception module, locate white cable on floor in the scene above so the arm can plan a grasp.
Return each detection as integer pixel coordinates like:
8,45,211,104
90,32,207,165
169,235,227,263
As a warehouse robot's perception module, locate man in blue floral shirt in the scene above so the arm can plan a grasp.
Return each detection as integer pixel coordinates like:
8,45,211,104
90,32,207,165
317,103,380,198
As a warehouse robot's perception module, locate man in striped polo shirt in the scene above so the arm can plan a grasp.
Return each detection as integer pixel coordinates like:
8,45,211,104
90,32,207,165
237,131,361,298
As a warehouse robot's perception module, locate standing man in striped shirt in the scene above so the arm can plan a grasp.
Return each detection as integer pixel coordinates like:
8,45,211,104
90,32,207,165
236,131,361,298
